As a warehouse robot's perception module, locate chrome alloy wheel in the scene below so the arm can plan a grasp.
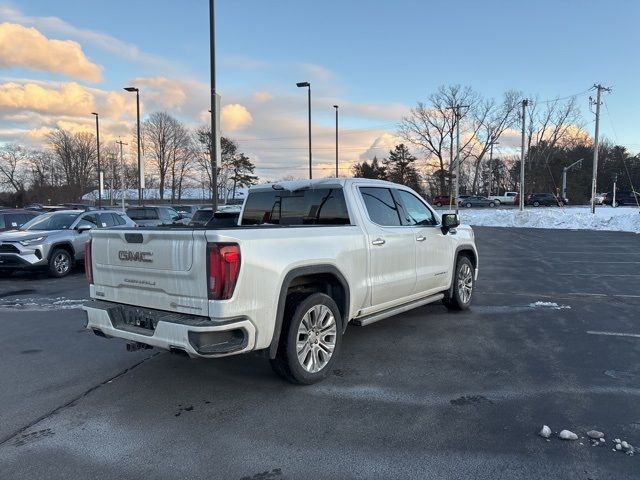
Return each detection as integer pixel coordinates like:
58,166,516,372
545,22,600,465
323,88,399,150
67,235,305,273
457,263,473,304
53,252,70,275
296,304,337,373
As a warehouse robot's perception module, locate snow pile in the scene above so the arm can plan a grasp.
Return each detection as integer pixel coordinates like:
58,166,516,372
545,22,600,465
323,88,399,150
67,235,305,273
455,206,640,233
528,301,571,310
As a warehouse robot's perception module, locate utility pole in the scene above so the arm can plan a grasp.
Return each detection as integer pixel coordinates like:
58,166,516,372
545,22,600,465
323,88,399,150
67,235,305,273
209,0,218,210
519,99,529,211
488,140,499,196
116,140,127,212
447,105,469,214
612,173,617,208
590,83,612,213
333,105,339,177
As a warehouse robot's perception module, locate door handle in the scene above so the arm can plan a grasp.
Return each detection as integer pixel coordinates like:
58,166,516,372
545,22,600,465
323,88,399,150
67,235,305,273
371,238,385,246
416,236,426,242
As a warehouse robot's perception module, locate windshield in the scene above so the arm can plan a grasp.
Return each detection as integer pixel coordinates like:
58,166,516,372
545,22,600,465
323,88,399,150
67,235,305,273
20,212,79,231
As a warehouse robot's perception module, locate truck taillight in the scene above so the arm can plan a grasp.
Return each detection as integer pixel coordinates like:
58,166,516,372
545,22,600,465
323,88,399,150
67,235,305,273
84,239,93,284
207,243,241,300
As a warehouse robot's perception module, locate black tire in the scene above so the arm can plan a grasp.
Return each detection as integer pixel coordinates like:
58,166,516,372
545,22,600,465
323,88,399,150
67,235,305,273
443,256,474,311
48,248,72,278
465,202,472,208
613,201,619,208
489,202,495,208
270,292,343,385
436,202,442,207
533,201,540,207
0,270,14,278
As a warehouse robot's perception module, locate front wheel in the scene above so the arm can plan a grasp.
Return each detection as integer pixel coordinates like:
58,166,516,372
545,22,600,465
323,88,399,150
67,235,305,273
443,256,474,311
533,201,540,207
48,249,72,278
489,202,495,208
465,202,472,208
613,201,619,207
270,293,342,384
436,202,443,207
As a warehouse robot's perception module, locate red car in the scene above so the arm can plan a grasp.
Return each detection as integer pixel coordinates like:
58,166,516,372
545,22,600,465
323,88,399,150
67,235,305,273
431,195,453,207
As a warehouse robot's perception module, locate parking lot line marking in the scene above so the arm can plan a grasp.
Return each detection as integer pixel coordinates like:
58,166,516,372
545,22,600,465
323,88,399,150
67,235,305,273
547,251,640,255
563,260,640,264
557,273,640,277
478,291,640,299
587,331,640,339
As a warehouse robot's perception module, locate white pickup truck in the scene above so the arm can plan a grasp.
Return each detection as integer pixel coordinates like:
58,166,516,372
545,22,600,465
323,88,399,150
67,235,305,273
83,179,478,384
487,191,517,205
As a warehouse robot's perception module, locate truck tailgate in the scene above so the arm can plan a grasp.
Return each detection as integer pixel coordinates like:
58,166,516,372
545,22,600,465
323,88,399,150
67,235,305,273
90,229,209,316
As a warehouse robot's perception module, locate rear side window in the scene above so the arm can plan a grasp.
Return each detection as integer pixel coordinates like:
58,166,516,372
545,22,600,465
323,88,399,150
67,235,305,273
113,213,127,225
99,213,116,227
360,187,401,226
241,188,350,226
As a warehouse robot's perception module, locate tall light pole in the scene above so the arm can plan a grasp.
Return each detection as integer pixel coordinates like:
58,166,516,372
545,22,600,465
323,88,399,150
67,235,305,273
209,0,218,210
333,104,339,177
562,158,583,204
446,105,468,214
297,82,312,179
91,112,101,208
519,99,529,211
124,86,143,205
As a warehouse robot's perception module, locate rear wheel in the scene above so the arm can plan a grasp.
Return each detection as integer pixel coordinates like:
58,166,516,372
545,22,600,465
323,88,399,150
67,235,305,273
48,249,72,278
613,200,620,207
443,256,474,311
489,202,495,208
270,293,342,384
436,202,443,207
465,202,472,208
533,201,540,207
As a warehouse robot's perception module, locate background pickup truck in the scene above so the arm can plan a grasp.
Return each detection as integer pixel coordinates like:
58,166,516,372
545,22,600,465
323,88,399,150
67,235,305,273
83,179,478,384
487,191,518,205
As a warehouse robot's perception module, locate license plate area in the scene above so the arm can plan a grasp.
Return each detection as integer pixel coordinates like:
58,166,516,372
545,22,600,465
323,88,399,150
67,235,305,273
110,305,160,335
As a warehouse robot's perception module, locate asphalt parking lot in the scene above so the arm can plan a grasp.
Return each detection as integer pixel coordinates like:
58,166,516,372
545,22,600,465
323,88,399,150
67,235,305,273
0,227,639,480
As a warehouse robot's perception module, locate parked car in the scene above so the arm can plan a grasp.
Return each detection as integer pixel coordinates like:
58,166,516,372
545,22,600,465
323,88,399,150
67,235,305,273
526,193,562,207
126,206,183,226
60,203,97,211
487,191,517,205
431,195,453,207
458,196,496,208
602,191,639,207
171,204,200,219
594,193,606,205
0,209,41,232
84,178,478,384
0,209,135,277
188,206,242,227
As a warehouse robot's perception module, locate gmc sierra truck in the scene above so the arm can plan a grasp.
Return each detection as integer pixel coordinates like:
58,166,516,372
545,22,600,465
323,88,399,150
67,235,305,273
83,179,478,384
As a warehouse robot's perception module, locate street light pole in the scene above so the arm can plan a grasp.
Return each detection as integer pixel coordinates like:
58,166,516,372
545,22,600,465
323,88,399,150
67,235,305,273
124,87,143,205
561,158,583,204
297,82,312,179
91,112,101,208
333,104,339,177
519,99,529,211
209,0,218,210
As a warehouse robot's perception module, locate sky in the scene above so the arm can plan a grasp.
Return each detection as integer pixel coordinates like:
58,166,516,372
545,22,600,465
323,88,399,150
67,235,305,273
0,0,638,180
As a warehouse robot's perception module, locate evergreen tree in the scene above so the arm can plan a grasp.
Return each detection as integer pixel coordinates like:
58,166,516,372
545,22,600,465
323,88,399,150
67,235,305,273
351,156,387,179
383,144,423,193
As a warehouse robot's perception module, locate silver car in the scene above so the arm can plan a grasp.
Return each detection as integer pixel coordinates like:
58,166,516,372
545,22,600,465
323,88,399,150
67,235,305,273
0,209,135,277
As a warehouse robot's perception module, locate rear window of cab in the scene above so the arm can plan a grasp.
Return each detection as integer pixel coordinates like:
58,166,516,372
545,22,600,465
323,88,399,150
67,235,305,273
241,188,351,226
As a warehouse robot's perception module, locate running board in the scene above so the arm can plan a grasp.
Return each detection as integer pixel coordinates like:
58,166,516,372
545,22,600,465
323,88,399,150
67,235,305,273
352,293,445,327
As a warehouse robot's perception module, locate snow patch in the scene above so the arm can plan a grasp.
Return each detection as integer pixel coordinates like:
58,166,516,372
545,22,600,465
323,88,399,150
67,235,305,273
455,206,640,234
528,301,571,310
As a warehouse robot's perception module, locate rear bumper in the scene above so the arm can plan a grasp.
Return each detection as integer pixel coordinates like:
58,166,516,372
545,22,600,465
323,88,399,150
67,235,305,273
83,300,257,358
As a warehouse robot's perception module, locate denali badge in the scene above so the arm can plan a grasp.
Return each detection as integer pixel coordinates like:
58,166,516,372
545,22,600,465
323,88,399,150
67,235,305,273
118,250,153,263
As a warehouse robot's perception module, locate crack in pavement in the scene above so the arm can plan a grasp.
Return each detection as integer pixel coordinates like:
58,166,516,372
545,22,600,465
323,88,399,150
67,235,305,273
0,352,161,447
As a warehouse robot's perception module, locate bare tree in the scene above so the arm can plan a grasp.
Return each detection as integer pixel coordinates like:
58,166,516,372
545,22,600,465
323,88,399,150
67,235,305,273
48,129,96,199
167,118,193,202
141,111,173,200
0,144,28,193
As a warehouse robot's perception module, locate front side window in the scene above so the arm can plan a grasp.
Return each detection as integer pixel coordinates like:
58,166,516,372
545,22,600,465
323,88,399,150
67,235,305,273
21,213,79,231
360,187,401,226
242,188,350,226
395,190,438,226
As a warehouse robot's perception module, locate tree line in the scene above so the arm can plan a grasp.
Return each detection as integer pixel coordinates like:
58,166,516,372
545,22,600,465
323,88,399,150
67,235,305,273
0,111,258,206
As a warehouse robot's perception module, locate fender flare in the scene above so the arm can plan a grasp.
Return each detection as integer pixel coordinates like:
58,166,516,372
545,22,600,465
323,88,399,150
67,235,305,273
446,245,478,297
268,264,350,359
47,242,76,261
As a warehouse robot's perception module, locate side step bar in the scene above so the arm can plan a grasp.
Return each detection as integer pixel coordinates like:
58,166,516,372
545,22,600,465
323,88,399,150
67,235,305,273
352,293,445,327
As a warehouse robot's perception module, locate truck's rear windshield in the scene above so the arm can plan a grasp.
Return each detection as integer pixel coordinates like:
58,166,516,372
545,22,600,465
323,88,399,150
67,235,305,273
241,188,351,226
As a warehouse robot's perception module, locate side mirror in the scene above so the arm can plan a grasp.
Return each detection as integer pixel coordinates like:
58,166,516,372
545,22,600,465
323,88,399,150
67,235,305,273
76,224,93,233
441,213,460,234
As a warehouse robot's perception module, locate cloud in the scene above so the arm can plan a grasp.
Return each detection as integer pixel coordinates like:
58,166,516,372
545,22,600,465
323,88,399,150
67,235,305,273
253,91,273,102
221,104,253,131
0,6,177,74
0,23,102,82
359,133,402,161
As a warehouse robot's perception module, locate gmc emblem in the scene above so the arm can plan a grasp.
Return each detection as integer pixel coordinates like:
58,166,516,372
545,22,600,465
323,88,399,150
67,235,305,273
118,250,153,263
